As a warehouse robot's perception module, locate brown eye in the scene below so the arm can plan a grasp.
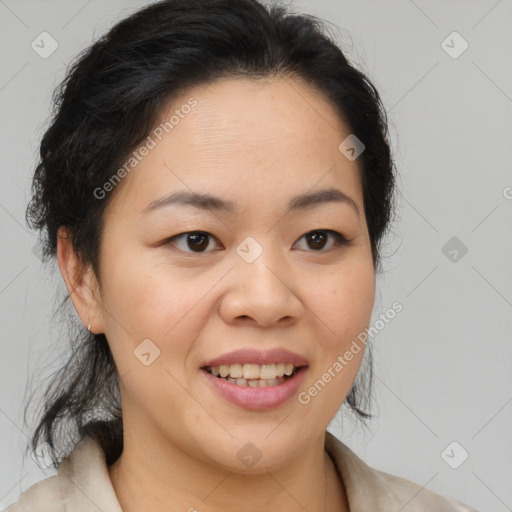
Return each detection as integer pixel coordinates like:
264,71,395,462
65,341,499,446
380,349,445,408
294,230,350,251
166,231,221,253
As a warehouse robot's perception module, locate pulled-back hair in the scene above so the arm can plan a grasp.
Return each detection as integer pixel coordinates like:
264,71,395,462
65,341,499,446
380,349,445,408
25,0,396,468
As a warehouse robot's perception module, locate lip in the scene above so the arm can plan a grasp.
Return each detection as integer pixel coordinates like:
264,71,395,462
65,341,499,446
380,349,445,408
200,365,308,410
201,347,309,368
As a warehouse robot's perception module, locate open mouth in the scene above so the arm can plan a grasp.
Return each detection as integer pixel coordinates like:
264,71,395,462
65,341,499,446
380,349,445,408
201,363,306,388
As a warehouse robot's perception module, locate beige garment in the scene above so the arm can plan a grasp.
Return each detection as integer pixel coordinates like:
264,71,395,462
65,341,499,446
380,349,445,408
5,431,478,511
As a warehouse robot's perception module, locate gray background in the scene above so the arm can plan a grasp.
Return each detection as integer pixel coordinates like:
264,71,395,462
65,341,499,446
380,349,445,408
1,0,511,510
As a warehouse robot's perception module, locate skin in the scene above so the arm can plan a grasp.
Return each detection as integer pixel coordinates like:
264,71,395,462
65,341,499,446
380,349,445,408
57,75,376,512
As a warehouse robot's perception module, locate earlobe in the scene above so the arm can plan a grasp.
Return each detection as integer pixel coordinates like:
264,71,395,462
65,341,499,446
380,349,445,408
56,226,104,334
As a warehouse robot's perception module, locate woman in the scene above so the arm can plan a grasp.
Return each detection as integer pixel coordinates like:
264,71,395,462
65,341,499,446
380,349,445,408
7,0,479,510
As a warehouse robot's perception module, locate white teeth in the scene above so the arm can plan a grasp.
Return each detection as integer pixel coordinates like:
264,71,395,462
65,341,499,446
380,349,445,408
206,362,301,381
229,363,243,378
230,377,286,387
243,363,260,379
284,363,294,376
259,364,276,379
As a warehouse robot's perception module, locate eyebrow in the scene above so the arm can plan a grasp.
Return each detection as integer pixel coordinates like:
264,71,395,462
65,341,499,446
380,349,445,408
142,187,360,218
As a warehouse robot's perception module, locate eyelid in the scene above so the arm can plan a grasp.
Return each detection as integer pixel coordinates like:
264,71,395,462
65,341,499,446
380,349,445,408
292,229,351,251
164,231,223,253
163,229,351,254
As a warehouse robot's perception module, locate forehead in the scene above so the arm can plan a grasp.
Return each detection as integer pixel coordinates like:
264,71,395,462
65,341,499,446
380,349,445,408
106,76,363,218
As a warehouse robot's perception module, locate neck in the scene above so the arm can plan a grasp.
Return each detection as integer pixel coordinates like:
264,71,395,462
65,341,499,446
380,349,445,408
108,427,349,512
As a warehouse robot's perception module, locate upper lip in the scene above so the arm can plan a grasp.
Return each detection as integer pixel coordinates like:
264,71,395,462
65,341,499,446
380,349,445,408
201,348,309,368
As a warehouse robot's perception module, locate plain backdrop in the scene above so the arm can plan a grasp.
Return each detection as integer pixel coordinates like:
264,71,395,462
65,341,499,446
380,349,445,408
1,1,511,511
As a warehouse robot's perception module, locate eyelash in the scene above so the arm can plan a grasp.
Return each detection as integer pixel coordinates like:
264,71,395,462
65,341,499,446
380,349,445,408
163,229,351,254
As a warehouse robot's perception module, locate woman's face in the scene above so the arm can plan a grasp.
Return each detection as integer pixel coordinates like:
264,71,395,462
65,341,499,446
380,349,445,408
89,76,375,471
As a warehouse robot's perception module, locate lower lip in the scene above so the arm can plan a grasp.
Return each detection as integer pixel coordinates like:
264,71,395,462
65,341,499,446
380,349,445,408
200,367,308,411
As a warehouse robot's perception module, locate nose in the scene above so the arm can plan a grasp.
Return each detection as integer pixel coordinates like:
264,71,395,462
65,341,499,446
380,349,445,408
219,241,304,328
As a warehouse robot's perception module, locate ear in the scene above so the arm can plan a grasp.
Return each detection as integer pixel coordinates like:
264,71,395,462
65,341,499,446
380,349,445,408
56,226,105,334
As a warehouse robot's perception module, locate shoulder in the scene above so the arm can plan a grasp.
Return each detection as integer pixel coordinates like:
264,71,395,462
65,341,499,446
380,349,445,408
4,436,123,512
4,474,65,512
374,466,479,511
324,431,479,512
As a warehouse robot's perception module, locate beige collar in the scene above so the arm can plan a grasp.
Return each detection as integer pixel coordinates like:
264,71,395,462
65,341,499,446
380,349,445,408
12,432,473,512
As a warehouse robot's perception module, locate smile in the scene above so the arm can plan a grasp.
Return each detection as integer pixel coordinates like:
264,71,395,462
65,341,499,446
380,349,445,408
200,364,308,410
203,362,302,387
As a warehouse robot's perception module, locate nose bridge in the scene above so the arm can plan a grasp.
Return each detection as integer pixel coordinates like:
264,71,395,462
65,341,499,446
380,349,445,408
220,234,301,326
234,235,288,295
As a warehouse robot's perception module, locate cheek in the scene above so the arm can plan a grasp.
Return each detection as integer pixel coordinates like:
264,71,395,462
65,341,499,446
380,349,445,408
304,256,375,348
98,249,217,365
295,258,374,421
